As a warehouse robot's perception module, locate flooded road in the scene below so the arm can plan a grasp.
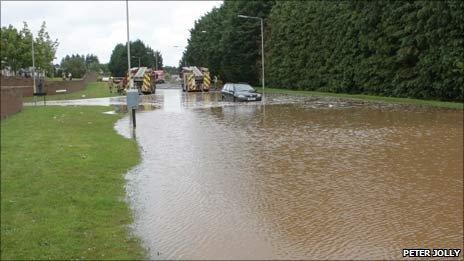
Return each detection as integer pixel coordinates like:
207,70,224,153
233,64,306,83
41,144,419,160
111,88,464,259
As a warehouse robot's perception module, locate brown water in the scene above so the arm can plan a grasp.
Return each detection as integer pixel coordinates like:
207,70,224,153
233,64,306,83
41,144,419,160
115,89,463,260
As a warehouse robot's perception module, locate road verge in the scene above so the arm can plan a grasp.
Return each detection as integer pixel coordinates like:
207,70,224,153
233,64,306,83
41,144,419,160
261,87,463,109
1,106,146,259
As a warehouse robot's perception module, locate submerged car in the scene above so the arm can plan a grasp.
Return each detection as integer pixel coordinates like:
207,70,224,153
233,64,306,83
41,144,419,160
221,83,262,102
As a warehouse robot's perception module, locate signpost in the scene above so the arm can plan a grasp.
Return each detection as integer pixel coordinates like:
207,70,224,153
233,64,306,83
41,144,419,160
125,0,137,128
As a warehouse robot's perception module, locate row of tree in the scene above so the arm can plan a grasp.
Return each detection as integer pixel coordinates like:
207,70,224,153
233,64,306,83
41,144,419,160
182,1,463,101
181,1,274,85
108,39,163,77
1,22,58,75
59,54,102,78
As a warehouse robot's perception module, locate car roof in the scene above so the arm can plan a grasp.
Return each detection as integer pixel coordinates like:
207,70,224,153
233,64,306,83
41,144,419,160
224,82,251,85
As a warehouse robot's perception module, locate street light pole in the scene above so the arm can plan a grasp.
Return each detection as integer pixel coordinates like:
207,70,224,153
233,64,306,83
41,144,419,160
126,0,132,87
260,18,264,96
173,46,187,67
125,0,138,129
31,34,36,94
237,14,265,97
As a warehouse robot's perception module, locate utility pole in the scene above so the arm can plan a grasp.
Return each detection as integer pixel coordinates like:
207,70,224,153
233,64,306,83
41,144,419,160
31,34,36,94
126,0,138,129
260,18,265,96
173,46,186,67
126,0,131,82
237,15,265,98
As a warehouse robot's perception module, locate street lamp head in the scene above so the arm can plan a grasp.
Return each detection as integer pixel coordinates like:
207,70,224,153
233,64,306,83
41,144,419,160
201,30,207,33
238,14,261,20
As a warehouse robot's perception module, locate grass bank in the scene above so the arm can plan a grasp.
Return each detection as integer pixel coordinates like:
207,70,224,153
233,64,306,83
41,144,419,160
24,82,120,102
1,106,146,260
261,87,463,109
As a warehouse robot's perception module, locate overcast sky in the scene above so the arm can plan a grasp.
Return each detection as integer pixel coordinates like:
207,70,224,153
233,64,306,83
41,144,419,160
1,1,222,66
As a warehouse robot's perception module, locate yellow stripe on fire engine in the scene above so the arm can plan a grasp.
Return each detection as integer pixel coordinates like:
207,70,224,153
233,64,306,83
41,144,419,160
142,74,150,88
187,74,195,90
204,73,211,86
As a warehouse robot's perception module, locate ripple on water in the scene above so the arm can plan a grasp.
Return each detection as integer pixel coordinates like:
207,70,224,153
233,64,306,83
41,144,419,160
115,90,463,260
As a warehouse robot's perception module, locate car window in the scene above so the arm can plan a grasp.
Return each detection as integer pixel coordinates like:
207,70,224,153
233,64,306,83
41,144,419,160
223,84,229,91
234,84,254,92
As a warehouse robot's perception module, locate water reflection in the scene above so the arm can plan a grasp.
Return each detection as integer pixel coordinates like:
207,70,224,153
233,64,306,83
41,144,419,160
115,90,462,260
163,89,182,113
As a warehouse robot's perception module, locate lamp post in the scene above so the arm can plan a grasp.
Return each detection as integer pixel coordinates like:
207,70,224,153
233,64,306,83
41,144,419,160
31,33,36,94
126,0,138,129
147,51,158,70
126,0,131,84
237,14,265,98
173,46,187,67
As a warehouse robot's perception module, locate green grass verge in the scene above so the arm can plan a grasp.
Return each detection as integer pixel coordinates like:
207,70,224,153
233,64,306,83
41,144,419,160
1,106,146,260
260,87,463,109
24,82,120,102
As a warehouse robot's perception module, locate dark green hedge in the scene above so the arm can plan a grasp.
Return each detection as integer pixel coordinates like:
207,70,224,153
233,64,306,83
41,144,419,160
183,1,463,101
266,1,463,101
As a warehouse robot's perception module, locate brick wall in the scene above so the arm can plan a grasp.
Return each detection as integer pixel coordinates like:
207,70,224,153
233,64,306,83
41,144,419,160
0,72,97,119
1,86,24,119
0,72,97,97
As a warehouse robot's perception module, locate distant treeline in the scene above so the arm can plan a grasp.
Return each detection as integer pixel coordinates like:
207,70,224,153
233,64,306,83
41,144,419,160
183,1,464,101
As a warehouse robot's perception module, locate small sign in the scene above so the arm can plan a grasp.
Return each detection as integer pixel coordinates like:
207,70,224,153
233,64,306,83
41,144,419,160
126,89,139,109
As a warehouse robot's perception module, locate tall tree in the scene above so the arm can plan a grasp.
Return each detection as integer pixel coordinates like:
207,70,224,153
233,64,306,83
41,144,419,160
34,21,59,74
108,40,163,76
181,0,275,84
0,25,22,72
0,21,58,75
60,54,86,78
108,44,126,77
85,54,100,72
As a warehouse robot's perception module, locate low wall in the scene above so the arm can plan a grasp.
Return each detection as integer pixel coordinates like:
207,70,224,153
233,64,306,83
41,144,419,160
0,72,97,119
0,72,97,97
1,86,24,119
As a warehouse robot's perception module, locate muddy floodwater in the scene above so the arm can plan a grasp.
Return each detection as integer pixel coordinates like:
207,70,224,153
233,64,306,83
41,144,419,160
113,88,463,260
